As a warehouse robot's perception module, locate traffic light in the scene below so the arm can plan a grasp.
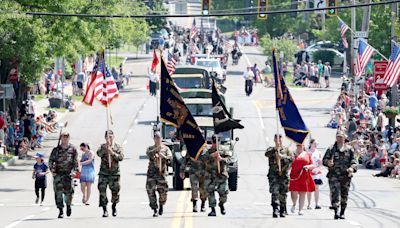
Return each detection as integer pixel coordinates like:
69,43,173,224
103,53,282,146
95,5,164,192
201,0,211,15
326,0,337,17
257,0,268,20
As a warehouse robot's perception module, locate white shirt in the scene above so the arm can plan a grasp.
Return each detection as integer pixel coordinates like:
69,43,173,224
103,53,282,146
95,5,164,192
149,72,158,83
243,70,255,80
309,149,322,179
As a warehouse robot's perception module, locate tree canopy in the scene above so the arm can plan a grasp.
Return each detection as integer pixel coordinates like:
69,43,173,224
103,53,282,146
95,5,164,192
0,0,150,85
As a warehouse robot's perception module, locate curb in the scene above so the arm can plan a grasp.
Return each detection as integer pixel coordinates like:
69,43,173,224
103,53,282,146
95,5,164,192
0,156,18,171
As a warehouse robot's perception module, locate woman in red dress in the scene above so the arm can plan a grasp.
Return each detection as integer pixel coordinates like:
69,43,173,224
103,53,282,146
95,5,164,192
289,144,316,215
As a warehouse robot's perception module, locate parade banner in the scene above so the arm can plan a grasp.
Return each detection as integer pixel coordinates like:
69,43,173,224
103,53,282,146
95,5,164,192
273,49,310,144
211,79,243,134
160,59,206,160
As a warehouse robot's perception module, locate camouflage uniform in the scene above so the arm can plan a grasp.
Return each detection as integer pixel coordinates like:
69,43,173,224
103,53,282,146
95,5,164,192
97,143,124,207
180,153,207,202
264,147,293,209
146,144,172,209
323,143,357,210
201,147,231,208
49,144,79,208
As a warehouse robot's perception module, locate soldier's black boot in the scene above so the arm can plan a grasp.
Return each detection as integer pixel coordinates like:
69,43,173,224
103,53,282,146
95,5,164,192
192,200,198,213
112,203,117,217
279,206,286,218
66,205,72,217
158,205,163,216
102,206,109,217
219,202,226,215
272,204,279,218
334,207,340,220
208,207,216,216
57,208,64,219
152,209,158,217
200,200,206,212
339,206,346,219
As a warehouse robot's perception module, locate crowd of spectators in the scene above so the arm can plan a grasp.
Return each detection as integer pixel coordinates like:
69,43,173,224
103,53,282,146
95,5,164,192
327,81,400,179
0,96,60,159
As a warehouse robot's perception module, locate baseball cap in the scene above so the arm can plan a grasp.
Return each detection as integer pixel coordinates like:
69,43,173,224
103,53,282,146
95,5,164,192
34,152,45,159
336,131,346,137
60,131,70,137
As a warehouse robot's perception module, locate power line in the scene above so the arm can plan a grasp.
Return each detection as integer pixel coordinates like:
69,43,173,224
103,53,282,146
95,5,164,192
8,0,399,18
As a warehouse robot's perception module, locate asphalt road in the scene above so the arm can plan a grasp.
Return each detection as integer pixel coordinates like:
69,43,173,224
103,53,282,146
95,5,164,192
0,45,399,228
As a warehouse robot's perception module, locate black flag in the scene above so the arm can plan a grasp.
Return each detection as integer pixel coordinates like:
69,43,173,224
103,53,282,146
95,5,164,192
212,79,244,134
160,58,206,160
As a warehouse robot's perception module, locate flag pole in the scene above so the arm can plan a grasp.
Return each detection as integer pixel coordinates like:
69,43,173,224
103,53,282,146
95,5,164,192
338,17,388,60
100,50,112,169
274,49,282,174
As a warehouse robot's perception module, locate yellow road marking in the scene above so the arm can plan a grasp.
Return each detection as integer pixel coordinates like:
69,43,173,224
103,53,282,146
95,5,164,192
170,179,192,228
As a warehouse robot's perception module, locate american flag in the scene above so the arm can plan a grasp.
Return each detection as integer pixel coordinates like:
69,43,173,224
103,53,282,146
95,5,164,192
190,18,198,39
383,41,400,87
339,18,350,48
224,40,232,52
167,52,177,76
355,39,374,77
83,52,119,106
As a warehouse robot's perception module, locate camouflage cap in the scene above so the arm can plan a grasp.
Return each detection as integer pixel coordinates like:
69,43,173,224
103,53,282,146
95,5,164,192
336,131,346,138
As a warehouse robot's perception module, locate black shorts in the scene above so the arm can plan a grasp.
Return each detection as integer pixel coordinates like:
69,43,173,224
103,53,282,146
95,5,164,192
324,76,330,80
313,179,323,185
35,178,47,189
77,81,83,89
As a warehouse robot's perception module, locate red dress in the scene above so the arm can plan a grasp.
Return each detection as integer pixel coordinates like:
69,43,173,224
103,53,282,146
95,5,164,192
289,152,316,192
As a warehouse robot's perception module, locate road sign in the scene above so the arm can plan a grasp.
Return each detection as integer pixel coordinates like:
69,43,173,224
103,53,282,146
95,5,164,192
257,0,268,20
374,60,388,96
355,31,369,39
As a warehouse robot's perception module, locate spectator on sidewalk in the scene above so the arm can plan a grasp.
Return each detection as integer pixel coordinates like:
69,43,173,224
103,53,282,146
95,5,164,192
32,152,49,206
323,62,331,88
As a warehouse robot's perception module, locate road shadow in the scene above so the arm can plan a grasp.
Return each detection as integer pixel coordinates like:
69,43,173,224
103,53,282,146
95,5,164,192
227,70,244,76
0,188,30,192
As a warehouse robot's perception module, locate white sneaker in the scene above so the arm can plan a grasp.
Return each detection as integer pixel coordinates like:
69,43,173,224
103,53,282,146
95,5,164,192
40,202,44,206
298,210,304,216
35,198,39,204
290,206,295,214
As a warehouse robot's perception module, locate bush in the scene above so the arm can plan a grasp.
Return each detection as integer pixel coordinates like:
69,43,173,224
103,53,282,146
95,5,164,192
260,35,297,63
311,50,335,65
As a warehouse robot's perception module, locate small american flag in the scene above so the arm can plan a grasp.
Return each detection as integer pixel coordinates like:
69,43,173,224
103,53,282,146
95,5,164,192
355,39,374,77
167,52,177,76
383,41,400,87
190,19,198,39
339,18,350,48
224,40,232,52
83,52,119,106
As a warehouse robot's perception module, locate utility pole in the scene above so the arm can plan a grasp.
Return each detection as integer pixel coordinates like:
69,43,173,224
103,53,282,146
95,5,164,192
389,2,398,128
361,0,371,32
350,0,356,77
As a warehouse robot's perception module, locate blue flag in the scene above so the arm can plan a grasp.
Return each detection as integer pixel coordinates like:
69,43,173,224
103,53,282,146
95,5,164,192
160,58,206,160
273,49,310,144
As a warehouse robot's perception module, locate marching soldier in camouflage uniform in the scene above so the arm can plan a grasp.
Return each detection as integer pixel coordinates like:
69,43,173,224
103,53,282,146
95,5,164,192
201,135,231,217
323,131,357,220
264,134,293,218
180,149,207,212
146,131,172,217
49,131,79,219
97,130,124,217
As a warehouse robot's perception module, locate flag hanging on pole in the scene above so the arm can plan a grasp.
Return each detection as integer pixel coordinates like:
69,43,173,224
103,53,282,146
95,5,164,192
355,39,375,77
190,18,198,39
273,49,309,144
151,49,159,72
167,52,177,76
160,58,206,160
383,41,400,87
211,79,243,134
82,51,119,106
338,18,350,48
